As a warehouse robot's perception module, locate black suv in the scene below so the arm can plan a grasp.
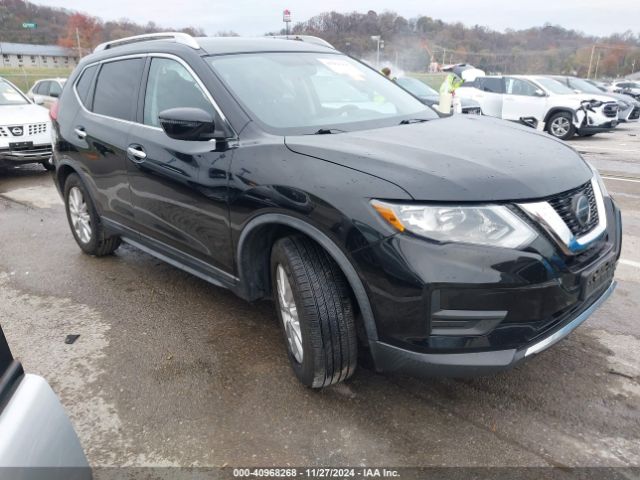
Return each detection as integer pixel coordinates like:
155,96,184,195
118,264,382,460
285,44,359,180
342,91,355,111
51,33,621,388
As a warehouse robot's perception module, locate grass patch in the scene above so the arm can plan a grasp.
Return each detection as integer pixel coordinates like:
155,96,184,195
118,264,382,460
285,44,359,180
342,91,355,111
0,67,73,92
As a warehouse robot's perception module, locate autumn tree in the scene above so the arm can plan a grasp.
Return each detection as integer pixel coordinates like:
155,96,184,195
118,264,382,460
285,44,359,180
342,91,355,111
58,13,103,55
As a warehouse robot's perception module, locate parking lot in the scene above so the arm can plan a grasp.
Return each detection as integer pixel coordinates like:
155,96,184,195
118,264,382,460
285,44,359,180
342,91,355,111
0,122,639,469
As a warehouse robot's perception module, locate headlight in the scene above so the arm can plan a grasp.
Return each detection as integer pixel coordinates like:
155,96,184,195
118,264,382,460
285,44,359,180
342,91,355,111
371,201,537,249
587,163,609,197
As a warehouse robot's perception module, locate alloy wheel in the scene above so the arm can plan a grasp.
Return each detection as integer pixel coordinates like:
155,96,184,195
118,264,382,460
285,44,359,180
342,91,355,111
276,264,303,363
68,186,92,244
550,117,570,137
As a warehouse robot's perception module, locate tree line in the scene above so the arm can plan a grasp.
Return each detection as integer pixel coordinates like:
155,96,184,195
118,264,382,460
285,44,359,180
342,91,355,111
1,0,638,78
284,10,640,78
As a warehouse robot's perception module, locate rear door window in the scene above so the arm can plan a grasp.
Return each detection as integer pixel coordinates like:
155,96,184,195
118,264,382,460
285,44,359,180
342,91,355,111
478,77,504,94
92,58,144,121
49,81,62,97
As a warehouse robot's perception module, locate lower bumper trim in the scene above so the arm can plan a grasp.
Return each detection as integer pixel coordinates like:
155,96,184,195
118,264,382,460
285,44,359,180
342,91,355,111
370,280,616,377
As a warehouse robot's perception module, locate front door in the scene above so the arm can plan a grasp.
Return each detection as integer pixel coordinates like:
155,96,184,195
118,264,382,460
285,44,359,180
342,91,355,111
502,77,547,125
127,56,235,274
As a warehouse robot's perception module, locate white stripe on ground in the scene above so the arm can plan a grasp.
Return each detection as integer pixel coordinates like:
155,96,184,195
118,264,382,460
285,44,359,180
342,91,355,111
621,259,640,269
578,147,639,153
602,176,640,184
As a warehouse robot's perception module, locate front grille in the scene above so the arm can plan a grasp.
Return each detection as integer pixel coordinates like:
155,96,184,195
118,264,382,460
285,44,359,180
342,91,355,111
603,103,618,118
548,181,599,237
0,126,9,137
28,123,47,135
629,106,640,120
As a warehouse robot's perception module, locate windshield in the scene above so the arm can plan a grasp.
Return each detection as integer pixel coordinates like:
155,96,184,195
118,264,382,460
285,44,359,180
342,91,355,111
396,77,438,97
207,52,435,134
569,78,605,94
0,79,29,106
534,77,575,95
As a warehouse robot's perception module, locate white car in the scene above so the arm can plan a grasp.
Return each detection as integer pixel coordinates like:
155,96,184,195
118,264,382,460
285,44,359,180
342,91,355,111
457,75,619,140
611,81,640,100
0,77,54,170
27,78,66,110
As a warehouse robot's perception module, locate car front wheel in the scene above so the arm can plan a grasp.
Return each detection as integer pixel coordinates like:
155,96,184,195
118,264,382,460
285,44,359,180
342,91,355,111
271,235,357,388
546,112,576,140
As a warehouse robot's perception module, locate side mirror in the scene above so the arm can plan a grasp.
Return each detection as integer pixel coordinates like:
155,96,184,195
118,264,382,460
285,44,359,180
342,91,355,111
534,89,546,97
33,97,44,105
158,107,215,141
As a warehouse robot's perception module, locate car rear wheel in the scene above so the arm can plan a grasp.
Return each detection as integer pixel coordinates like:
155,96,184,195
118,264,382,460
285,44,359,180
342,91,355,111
271,235,357,388
64,173,121,256
546,112,576,140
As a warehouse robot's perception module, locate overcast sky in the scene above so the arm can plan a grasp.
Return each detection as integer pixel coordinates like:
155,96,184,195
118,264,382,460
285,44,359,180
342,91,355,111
32,0,640,37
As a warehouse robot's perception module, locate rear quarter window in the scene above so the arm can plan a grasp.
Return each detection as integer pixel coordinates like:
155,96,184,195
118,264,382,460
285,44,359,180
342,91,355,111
92,58,144,121
74,64,98,107
478,78,504,94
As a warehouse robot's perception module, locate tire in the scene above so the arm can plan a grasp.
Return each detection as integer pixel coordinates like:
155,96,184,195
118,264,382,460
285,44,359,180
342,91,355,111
64,173,121,256
271,235,357,388
546,112,576,140
41,157,55,171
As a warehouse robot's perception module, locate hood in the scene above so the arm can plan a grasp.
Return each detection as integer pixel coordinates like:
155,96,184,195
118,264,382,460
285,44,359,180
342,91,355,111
604,92,640,106
0,103,50,126
285,115,592,202
561,93,617,105
417,95,479,109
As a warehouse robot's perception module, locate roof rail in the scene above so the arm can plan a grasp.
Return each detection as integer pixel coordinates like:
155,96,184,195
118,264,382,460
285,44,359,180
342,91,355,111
94,32,200,53
269,35,335,50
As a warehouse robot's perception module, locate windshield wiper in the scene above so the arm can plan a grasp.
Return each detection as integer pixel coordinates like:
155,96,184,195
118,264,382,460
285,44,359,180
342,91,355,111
399,118,431,125
313,128,346,135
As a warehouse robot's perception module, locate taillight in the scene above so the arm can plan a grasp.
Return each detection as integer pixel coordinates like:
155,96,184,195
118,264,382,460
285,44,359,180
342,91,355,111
50,100,59,121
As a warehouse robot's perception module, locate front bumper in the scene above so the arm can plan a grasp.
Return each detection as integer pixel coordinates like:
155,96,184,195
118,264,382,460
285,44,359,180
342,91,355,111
370,280,615,376
0,144,52,164
577,121,617,135
354,196,622,376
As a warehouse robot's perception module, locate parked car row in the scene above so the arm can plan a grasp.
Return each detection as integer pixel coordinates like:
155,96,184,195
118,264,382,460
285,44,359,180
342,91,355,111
0,77,55,171
456,74,630,140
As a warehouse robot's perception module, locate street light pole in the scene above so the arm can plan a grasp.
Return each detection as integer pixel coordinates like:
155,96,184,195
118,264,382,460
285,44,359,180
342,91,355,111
371,36,381,68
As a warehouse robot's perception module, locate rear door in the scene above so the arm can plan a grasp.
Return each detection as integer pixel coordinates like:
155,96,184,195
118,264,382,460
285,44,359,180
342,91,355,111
471,77,504,117
126,55,235,274
502,77,547,123
68,57,144,230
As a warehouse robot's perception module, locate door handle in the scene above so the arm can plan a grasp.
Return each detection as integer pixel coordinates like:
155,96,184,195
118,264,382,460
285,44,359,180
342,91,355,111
127,145,147,163
74,127,87,139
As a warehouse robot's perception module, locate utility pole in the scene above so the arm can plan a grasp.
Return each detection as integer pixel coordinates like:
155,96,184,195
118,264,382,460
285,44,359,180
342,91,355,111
587,44,596,79
594,53,601,79
442,48,446,66
75,27,82,58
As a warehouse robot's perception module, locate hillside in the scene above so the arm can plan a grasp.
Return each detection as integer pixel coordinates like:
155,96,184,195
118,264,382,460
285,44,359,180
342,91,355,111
286,11,640,77
0,0,204,52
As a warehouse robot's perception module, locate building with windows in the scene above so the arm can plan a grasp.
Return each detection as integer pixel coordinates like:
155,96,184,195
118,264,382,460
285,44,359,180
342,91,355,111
0,42,78,69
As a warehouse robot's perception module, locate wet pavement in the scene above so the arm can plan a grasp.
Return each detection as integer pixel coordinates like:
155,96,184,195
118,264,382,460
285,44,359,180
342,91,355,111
0,122,639,468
